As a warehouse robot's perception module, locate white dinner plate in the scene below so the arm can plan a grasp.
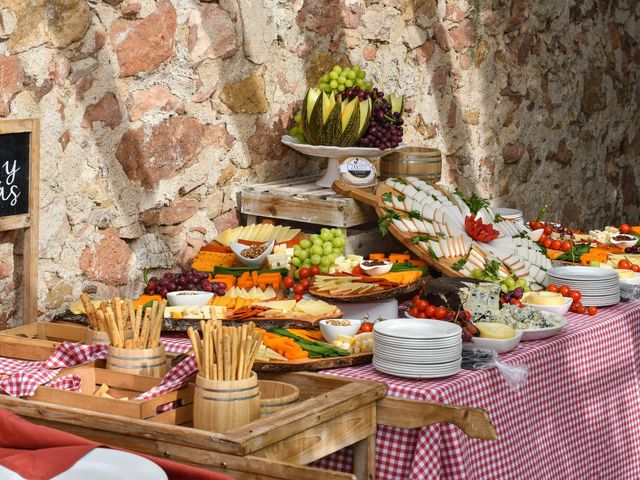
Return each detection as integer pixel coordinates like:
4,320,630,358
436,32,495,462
547,266,618,281
373,342,462,357
373,335,462,349
374,319,462,340
373,349,461,364
373,359,461,378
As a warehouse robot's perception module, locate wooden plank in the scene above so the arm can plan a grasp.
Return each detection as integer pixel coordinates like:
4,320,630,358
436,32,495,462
258,372,359,401
377,397,498,441
25,118,39,323
0,214,30,230
352,434,376,480
0,395,241,454
252,404,375,466
222,380,387,455
245,176,321,190
25,418,355,480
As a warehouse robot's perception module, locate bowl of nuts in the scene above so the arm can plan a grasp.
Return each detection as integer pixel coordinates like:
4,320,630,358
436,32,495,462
230,240,275,268
359,260,393,276
319,319,363,343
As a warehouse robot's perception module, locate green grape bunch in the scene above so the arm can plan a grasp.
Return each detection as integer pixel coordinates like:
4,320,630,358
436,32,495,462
291,228,347,279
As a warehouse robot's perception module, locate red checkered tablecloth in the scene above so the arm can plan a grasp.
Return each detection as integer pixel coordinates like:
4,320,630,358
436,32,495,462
313,301,640,479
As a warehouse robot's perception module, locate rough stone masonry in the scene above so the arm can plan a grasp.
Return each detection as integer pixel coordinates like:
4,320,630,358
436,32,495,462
0,0,638,324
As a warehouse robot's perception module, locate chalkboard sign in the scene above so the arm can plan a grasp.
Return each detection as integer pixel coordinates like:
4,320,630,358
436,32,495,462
0,118,39,324
0,132,30,217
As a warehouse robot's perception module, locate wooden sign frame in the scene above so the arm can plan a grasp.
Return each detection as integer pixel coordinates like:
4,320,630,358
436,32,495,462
0,119,39,323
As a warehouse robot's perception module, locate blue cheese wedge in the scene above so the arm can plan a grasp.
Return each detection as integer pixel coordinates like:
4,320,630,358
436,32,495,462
459,282,501,322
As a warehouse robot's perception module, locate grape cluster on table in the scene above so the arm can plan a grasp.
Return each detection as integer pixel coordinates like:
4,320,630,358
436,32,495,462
145,269,225,298
352,87,403,150
624,245,639,254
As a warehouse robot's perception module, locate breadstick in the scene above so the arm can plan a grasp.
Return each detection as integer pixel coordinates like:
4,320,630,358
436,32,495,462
187,327,202,372
80,294,97,329
105,307,122,347
138,307,152,348
237,323,247,381
151,300,166,347
203,322,211,379
230,327,238,381
113,297,124,333
94,383,109,396
223,332,231,381
215,323,223,380
127,301,136,332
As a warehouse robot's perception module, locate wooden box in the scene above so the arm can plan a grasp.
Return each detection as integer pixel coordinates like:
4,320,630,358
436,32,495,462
0,322,88,360
30,365,193,424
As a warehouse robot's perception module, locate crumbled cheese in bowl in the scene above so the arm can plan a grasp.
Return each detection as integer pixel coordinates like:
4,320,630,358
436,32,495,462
494,305,562,330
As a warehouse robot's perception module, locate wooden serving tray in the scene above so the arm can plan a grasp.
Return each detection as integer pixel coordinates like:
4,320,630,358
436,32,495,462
333,180,465,277
0,322,88,361
30,365,193,424
308,277,428,304
253,352,372,372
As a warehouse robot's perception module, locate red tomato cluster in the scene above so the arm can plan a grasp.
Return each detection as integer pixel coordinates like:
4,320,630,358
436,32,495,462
408,296,470,322
465,215,499,243
546,284,597,316
619,224,631,234
618,259,640,272
283,266,321,301
539,234,573,252
358,322,374,333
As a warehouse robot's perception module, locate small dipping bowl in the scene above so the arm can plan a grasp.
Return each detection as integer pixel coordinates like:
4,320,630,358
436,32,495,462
166,290,214,307
230,240,275,268
359,261,393,276
610,235,638,250
319,319,363,343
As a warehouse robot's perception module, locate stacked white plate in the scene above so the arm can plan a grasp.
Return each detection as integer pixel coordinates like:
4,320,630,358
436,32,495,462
546,266,620,306
373,319,462,379
495,207,524,222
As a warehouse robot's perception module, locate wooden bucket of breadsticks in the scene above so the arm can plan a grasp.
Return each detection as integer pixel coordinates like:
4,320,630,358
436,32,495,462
84,294,169,378
188,319,264,432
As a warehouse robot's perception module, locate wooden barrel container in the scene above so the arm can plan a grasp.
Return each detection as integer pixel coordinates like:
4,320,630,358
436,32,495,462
85,328,110,346
380,147,442,182
193,372,261,432
259,380,299,416
106,344,168,378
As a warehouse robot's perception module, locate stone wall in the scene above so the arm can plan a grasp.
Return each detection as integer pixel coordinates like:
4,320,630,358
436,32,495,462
0,0,638,324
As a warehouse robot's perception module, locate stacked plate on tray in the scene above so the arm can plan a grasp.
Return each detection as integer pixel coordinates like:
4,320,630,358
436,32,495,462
373,319,462,379
546,266,620,306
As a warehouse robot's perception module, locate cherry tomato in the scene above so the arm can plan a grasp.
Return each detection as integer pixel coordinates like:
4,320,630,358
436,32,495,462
412,295,421,305
294,294,303,301
310,266,320,276
547,284,559,293
299,279,311,290
416,312,427,319
573,300,583,310
530,221,543,230
509,299,520,306
560,240,572,252
559,285,571,297
416,299,429,312
577,306,586,315
551,240,562,251
632,264,640,273
293,284,305,295
464,310,471,321
619,259,632,270
544,239,553,249
544,225,554,236
298,268,310,279
359,322,374,333
425,305,436,318
282,277,295,289
500,296,507,305
409,307,420,317
435,307,448,320
588,306,598,316
539,234,548,244
620,224,631,234
569,290,582,301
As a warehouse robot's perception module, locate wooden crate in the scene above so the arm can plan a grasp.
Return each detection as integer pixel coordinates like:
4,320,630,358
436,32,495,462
0,322,88,361
0,372,386,479
240,176,377,228
29,365,193,424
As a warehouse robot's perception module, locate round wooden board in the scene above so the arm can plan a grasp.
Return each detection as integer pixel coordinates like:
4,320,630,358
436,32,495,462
253,352,372,372
308,277,429,304
333,180,466,278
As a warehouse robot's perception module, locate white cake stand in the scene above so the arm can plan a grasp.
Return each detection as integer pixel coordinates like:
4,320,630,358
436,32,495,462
281,135,404,188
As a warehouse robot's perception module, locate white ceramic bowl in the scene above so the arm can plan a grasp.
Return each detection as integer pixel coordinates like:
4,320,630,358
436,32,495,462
359,261,393,276
469,330,523,354
522,296,572,316
166,290,214,307
230,240,275,268
319,319,362,343
519,315,567,341
610,235,638,250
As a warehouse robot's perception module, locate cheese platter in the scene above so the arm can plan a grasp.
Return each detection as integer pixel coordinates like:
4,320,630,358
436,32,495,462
308,274,429,303
333,178,553,287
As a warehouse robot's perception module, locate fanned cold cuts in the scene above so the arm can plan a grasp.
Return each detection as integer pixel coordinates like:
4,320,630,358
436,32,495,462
381,177,552,286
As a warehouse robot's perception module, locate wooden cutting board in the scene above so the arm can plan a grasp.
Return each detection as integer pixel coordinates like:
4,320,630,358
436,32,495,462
253,352,372,372
333,180,465,278
308,277,429,304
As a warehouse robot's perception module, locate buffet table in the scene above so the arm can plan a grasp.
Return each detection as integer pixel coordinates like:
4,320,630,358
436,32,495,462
315,300,640,479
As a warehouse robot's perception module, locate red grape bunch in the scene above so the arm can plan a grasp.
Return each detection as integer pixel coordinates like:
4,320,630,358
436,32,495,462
145,269,225,298
355,88,403,150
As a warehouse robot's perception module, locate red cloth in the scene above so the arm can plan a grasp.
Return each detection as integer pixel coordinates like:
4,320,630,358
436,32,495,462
0,408,230,480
